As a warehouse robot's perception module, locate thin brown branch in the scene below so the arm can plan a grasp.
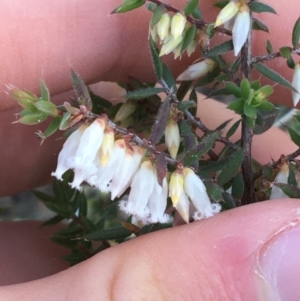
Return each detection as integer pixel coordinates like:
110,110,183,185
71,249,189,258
240,14,254,205
147,0,232,36
252,48,300,64
253,148,300,181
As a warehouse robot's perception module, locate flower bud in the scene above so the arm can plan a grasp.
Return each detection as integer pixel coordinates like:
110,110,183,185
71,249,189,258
169,169,184,206
150,24,159,43
214,0,239,28
165,118,180,159
175,191,190,223
232,4,250,56
157,13,171,41
177,58,216,81
114,100,136,123
171,13,186,39
292,62,300,106
159,35,183,57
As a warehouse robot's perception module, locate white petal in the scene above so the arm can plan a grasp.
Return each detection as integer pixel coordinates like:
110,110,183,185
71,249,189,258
51,126,85,180
232,10,250,56
72,118,105,168
214,1,239,28
148,177,170,223
159,36,183,57
126,161,155,218
292,63,300,106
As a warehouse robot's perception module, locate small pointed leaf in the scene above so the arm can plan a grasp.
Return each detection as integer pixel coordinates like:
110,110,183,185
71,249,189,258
205,40,233,57
149,97,170,144
35,100,58,116
181,25,197,53
273,183,300,199
111,0,145,14
284,124,300,147
292,17,300,48
150,4,165,28
150,38,163,79
253,63,297,92
184,0,199,16
226,119,241,138
249,2,276,14
124,88,164,100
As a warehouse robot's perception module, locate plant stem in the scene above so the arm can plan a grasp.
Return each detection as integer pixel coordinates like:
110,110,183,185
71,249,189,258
252,48,300,63
241,14,255,205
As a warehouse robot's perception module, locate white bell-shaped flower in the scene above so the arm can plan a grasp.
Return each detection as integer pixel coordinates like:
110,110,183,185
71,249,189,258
71,118,106,168
99,125,115,167
148,173,170,223
292,62,300,106
110,145,144,200
232,6,250,56
159,36,183,57
183,167,221,219
89,139,127,191
51,125,86,180
119,160,155,221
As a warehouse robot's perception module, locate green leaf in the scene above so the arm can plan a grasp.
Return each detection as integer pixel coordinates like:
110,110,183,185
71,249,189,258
249,2,276,14
243,103,257,119
39,215,65,228
285,124,300,147
253,63,297,92
111,0,145,13
43,116,62,138
232,173,244,199
181,25,197,53
33,190,56,203
89,89,112,114
183,132,218,166
273,183,300,198
40,80,50,101
287,56,295,69
256,101,275,110
213,1,229,9
150,4,164,28
230,57,241,73
205,40,233,57
17,111,48,125
70,69,92,107
222,192,236,209
184,0,199,16
240,78,251,101
146,3,157,11
191,7,202,19
251,80,261,90
195,69,220,86
150,38,163,79
180,121,197,170
215,119,233,132
280,46,292,58
177,100,196,111
292,17,300,48
226,119,241,138
176,81,193,101
205,180,223,202
124,87,164,100
162,63,177,92
288,164,297,186
35,100,58,116
225,82,241,97
85,227,132,241
149,97,170,144
217,148,244,186
227,98,244,115
266,40,273,54
59,112,71,130
252,18,269,32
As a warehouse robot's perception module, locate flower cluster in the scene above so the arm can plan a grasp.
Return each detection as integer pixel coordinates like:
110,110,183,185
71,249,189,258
52,118,221,224
214,0,250,56
150,12,199,58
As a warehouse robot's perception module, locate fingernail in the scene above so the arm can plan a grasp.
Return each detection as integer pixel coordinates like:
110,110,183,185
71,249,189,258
259,224,300,301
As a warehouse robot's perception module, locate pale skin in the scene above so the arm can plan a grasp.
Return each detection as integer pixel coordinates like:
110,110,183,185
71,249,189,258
0,0,300,300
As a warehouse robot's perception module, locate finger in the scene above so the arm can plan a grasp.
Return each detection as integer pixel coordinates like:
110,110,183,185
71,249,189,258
0,221,68,286
1,199,300,300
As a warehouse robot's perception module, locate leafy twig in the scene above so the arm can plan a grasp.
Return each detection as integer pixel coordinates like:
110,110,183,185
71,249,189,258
252,48,300,63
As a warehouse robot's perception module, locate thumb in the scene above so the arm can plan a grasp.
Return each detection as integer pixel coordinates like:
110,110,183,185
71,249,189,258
2,200,300,301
